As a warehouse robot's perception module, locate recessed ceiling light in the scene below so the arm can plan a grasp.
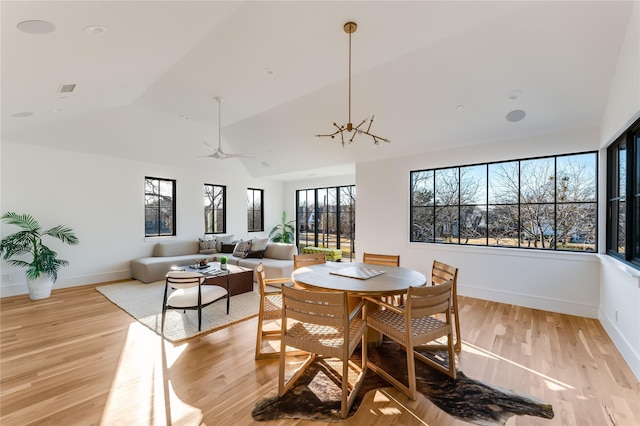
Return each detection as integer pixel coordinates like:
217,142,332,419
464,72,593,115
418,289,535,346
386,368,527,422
84,25,106,35
261,161,270,167
12,112,34,118
17,20,56,34
506,109,526,122
180,115,190,120
51,108,63,113
508,90,522,100
263,68,275,76
456,105,465,111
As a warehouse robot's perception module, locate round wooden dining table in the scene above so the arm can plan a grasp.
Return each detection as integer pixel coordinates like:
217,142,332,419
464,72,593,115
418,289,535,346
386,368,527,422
291,261,426,296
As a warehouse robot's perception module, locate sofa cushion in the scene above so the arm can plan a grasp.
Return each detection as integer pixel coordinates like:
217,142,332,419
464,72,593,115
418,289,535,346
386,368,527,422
215,234,235,252
250,237,269,252
244,250,264,259
131,253,215,283
237,257,295,282
198,238,217,254
153,241,199,257
233,240,252,258
263,243,297,260
220,243,236,253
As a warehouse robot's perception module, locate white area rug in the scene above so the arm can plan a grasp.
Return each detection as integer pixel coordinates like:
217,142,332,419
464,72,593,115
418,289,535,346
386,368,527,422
97,280,259,343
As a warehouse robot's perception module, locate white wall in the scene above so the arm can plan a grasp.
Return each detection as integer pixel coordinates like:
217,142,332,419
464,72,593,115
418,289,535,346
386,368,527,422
598,0,640,380
0,141,283,297
356,127,602,318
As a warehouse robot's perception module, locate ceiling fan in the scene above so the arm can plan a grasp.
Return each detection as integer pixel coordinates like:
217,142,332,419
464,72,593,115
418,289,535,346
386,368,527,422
201,97,256,160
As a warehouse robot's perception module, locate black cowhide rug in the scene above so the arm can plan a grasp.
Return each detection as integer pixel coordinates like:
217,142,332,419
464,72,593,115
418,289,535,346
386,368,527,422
252,339,554,424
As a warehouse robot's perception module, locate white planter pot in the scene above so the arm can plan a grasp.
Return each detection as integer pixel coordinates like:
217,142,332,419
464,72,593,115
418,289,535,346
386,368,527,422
220,263,227,270
26,274,54,300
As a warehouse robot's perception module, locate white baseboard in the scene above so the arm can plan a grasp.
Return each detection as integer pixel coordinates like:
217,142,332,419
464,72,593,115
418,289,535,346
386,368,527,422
0,270,131,298
459,284,599,318
599,308,640,381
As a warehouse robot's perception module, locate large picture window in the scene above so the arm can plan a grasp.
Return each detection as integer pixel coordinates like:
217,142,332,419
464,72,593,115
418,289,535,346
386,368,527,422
204,184,226,234
247,188,264,232
297,186,356,260
411,152,597,252
607,117,640,267
145,177,176,237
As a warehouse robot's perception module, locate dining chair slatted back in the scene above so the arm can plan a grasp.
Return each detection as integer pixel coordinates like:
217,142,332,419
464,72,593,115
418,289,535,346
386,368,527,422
162,271,228,334
366,279,456,400
362,252,400,267
431,260,461,352
293,252,326,270
363,252,401,304
279,285,367,418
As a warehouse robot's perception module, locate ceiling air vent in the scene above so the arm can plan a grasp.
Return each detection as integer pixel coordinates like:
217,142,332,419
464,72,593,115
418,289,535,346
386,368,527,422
58,84,76,94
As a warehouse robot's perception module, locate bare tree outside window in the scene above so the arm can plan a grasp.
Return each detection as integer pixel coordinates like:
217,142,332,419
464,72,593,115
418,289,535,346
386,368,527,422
296,185,356,260
247,188,264,232
145,177,176,237
410,152,597,252
204,184,226,234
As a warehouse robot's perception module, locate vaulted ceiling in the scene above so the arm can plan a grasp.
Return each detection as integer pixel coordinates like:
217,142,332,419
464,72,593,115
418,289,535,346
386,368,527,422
1,1,633,181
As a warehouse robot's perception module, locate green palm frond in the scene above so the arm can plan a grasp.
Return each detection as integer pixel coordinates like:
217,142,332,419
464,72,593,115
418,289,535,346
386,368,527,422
44,225,79,245
1,212,41,232
1,212,78,282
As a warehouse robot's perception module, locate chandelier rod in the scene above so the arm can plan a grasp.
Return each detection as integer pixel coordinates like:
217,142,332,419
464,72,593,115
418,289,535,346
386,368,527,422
348,25,352,127
315,21,390,146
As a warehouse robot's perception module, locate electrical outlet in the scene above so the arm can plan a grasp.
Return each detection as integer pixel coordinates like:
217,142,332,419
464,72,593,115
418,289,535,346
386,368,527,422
2,274,10,282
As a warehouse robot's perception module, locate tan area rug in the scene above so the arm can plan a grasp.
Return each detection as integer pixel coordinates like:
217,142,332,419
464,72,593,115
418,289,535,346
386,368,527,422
96,280,259,343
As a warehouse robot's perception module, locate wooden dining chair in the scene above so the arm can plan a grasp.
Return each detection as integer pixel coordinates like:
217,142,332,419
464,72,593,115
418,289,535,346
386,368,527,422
162,271,228,333
293,252,326,270
255,263,287,359
362,252,400,267
431,260,461,352
363,252,401,304
279,286,368,418
365,279,456,400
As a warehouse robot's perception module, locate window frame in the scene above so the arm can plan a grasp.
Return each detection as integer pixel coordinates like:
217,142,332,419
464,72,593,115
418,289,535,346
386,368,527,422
144,176,176,237
410,151,598,253
296,185,356,260
606,117,640,268
247,188,264,232
204,183,226,235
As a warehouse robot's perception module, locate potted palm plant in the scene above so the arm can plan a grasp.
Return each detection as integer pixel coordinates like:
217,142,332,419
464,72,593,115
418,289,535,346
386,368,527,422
269,211,296,244
0,212,79,300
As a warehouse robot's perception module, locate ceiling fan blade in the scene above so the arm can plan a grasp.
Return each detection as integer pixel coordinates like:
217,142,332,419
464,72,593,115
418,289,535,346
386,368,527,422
202,140,216,151
200,98,257,160
222,153,257,159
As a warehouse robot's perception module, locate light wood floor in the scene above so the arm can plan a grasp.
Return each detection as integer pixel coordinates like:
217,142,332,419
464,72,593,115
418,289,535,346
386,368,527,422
1,283,638,426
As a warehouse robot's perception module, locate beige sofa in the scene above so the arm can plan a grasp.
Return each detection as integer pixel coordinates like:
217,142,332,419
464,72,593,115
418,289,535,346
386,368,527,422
130,240,296,284
213,242,297,283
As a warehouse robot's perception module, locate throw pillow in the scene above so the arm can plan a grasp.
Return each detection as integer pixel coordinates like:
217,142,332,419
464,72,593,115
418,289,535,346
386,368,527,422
244,250,265,259
220,243,236,253
232,240,252,258
215,234,235,252
250,237,269,252
198,238,217,254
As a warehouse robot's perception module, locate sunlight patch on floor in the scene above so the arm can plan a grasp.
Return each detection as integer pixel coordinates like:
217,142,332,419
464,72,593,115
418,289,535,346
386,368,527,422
100,322,202,425
463,341,575,391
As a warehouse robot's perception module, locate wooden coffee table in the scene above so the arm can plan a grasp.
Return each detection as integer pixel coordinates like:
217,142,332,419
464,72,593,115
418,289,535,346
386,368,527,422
201,263,253,296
